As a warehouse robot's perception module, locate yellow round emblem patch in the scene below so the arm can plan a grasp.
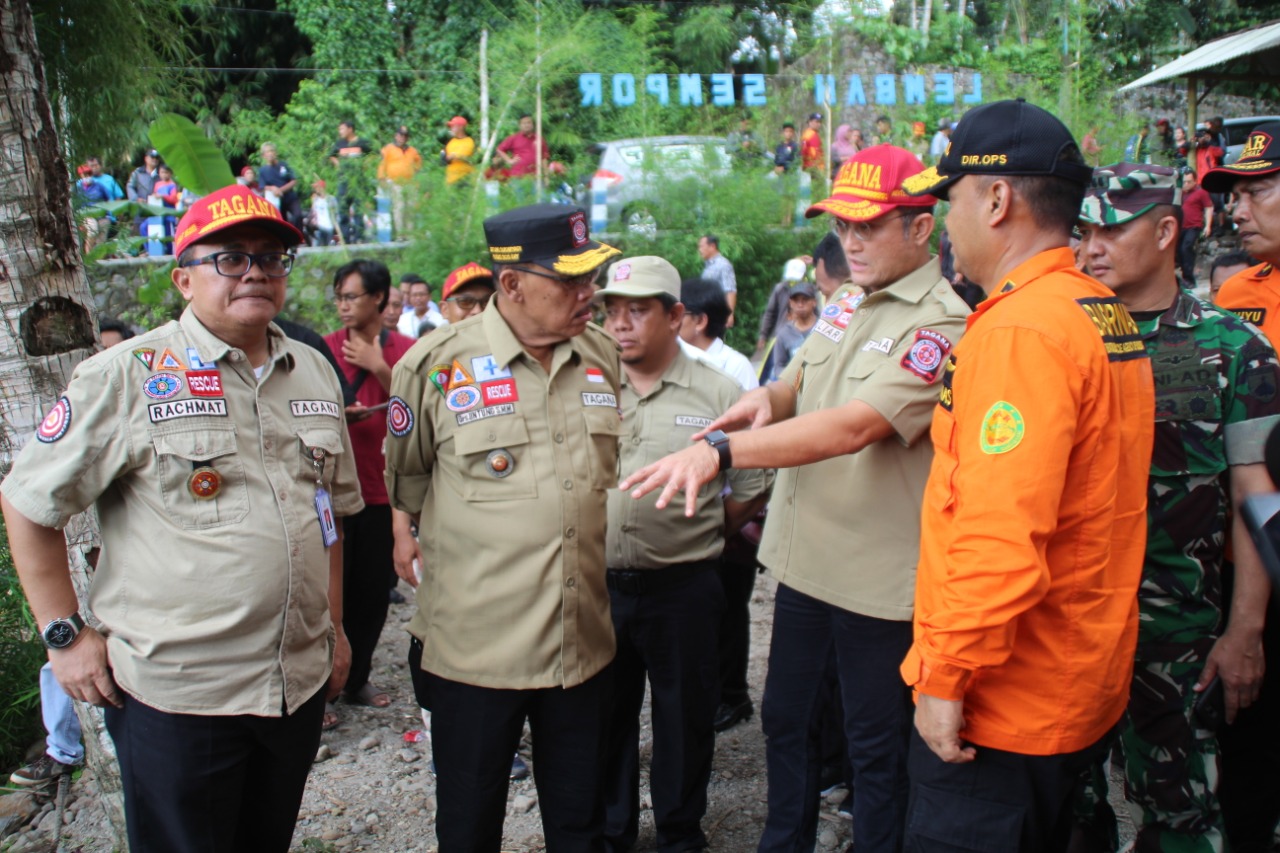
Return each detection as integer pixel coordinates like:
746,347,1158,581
980,401,1025,455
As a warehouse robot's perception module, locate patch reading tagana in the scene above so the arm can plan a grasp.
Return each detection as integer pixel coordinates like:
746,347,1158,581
900,329,953,382
675,415,713,429
36,396,72,443
582,392,618,408
980,401,1025,454
291,400,341,418
1075,296,1146,362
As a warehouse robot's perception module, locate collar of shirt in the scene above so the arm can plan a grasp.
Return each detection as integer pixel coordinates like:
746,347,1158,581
178,307,296,372
864,256,945,307
1148,287,1208,334
970,246,1078,326
623,347,695,398
1251,262,1275,281
482,297,588,375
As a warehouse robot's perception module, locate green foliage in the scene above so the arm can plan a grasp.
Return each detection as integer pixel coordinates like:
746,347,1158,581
0,515,46,771
149,115,237,195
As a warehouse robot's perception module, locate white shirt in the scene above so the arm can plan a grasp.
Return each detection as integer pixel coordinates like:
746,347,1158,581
398,307,446,338
680,337,758,391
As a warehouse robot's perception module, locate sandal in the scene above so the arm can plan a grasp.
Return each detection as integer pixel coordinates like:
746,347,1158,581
322,702,340,730
347,682,391,708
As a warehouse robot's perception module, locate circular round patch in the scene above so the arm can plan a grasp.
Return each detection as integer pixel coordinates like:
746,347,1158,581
387,396,414,437
187,466,222,500
572,218,588,244
908,338,943,373
821,303,843,319
36,396,72,443
143,372,183,400
486,448,515,478
980,401,1025,455
446,385,481,413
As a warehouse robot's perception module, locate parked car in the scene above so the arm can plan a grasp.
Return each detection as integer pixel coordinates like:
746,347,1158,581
578,135,743,236
1198,115,1280,165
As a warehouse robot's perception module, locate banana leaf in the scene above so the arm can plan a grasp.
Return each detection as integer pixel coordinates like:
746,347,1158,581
147,114,235,196
82,199,181,219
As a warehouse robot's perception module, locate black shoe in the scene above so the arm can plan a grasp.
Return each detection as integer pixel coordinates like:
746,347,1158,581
713,699,753,732
389,588,406,604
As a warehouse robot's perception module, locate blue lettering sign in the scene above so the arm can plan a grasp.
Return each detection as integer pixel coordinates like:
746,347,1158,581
846,75,866,106
678,74,704,107
874,74,896,105
580,73,602,107
814,74,837,106
934,73,954,105
613,74,636,106
710,73,734,106
743,74,766,106
964,73,983,104
903,74,926,105
645,74,670,106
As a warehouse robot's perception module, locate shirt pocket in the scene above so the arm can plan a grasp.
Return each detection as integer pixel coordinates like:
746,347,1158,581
584,407,624,491
291,426,346,488
452,415,538,502
151,426,249,530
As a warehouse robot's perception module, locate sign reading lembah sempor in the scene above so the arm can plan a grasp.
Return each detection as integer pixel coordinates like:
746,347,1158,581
172,183,305,259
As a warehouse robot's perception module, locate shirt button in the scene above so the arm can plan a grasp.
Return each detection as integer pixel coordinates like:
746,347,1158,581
565,527,576,538
230,352,242,362
639,399,648,407
279,491,289,501
563,479,573,491
263,440,272,451
565,577,576,588
631,437,641,445
554,433,564,443
487,432,496,441
194,444,205,454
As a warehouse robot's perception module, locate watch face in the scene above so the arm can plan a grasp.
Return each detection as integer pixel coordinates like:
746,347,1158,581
45,621,76,649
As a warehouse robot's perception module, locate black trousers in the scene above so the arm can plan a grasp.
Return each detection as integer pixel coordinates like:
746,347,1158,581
717,546,757,707
903,727,1112,853
1177,228,1201,287
104,688,325,853
336,180,364,243
342,503,393,694
603,565,723,853
409,640,613,853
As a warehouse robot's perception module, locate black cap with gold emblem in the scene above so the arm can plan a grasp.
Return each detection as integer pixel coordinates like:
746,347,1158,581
483,203,621,277
1202,121,1280,193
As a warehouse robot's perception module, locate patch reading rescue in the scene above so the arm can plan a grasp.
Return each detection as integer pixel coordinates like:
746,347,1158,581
1075,296,1146,362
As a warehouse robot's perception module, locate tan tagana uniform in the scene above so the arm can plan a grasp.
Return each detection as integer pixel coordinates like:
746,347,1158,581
608,350,771,569
385,300,622,689
1,309,363,715
763,257,970,619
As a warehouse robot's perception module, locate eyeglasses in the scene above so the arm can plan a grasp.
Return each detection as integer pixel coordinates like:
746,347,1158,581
333,290,372,305
832,213,909,242
444,293,492,311
181,251,294,277
509,266,598,290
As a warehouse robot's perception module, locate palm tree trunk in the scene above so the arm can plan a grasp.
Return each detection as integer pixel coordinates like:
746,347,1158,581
0,0,126,846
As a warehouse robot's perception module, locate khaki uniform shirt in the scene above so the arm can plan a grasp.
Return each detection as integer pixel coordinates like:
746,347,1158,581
607,350,772,569
1,309,363,716
760,258,970,621
384,301,622,690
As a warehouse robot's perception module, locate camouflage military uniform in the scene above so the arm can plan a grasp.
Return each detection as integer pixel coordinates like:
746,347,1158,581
1120,290,1280,853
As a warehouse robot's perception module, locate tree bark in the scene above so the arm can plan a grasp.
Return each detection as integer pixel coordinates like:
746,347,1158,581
0,0,126,846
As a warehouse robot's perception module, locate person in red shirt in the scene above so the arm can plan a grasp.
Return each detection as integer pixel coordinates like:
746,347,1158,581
323,259,417,727
1179,169,1215,287
900,99,1155,851
1196,117,1228,235
800,112,824,172
496,113,550,179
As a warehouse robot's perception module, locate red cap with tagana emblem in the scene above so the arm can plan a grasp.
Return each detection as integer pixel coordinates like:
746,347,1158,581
172,184,304,258
441,262,495,301
805,144,938,222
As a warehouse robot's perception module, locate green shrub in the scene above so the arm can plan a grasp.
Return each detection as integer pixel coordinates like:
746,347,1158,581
0,514,46,771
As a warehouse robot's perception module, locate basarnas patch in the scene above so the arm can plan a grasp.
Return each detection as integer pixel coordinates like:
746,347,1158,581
36,396,72,443
980,401,1024,454
387,396,414,437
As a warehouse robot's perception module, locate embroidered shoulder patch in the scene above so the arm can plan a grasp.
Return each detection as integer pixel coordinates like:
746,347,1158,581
980,401,1025,454
900,329,953,382
387,396,414,437
36,396,72,443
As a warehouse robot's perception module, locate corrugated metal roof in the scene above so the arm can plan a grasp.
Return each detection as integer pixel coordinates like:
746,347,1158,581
1120,19,1280,90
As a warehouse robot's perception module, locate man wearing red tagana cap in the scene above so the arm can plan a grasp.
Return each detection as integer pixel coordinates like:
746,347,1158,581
1,182,364,852
620,145,972,853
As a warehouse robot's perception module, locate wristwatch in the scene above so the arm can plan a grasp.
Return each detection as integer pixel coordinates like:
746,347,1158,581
703,429,732,472
41,612,85,650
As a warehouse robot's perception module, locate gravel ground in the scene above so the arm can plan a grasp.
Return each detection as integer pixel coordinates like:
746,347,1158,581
5,576,1138,853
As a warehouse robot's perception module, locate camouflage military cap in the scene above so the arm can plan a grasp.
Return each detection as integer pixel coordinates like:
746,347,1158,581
1079,162,1183,226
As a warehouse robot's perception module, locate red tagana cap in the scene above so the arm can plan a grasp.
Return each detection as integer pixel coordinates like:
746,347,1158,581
442,262,494,300
806,144,937,221
173,184,304,258
447,116,468,127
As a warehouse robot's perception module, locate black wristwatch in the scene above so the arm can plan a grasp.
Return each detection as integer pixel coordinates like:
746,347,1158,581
704,429,732,472
42,612,85,650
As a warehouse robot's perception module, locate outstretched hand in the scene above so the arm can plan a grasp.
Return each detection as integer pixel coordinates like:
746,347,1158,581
618,442,721,518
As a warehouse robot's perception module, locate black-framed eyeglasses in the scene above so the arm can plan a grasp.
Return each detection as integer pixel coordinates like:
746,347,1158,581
444,293,492,310
333,290,373,305
180,251,294,277
832,213,909,242
509,266,598,289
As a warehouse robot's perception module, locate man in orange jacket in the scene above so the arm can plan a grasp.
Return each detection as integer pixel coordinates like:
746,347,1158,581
899,99,1156,850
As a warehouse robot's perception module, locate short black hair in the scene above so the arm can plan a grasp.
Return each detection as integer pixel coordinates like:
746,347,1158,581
400,273,427,286
679,278,730,341
1211,250,1256,279
782,122,795,131
339,120,355,130
335,259,392,312
656,293,679,312
812,232,849,281
991,144,1088,236
701,234,719,248
98,318,134,341
519,112,532,121
877,115,891,125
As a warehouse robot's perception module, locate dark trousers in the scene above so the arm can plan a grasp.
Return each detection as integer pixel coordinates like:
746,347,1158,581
716,549,757,706
757,584,913,853
1178,228,1201,287
104,688,325,853
336,180,364,243
904,727,1112,853
410,640,613,853
342,503,393,694
603,565,723,852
